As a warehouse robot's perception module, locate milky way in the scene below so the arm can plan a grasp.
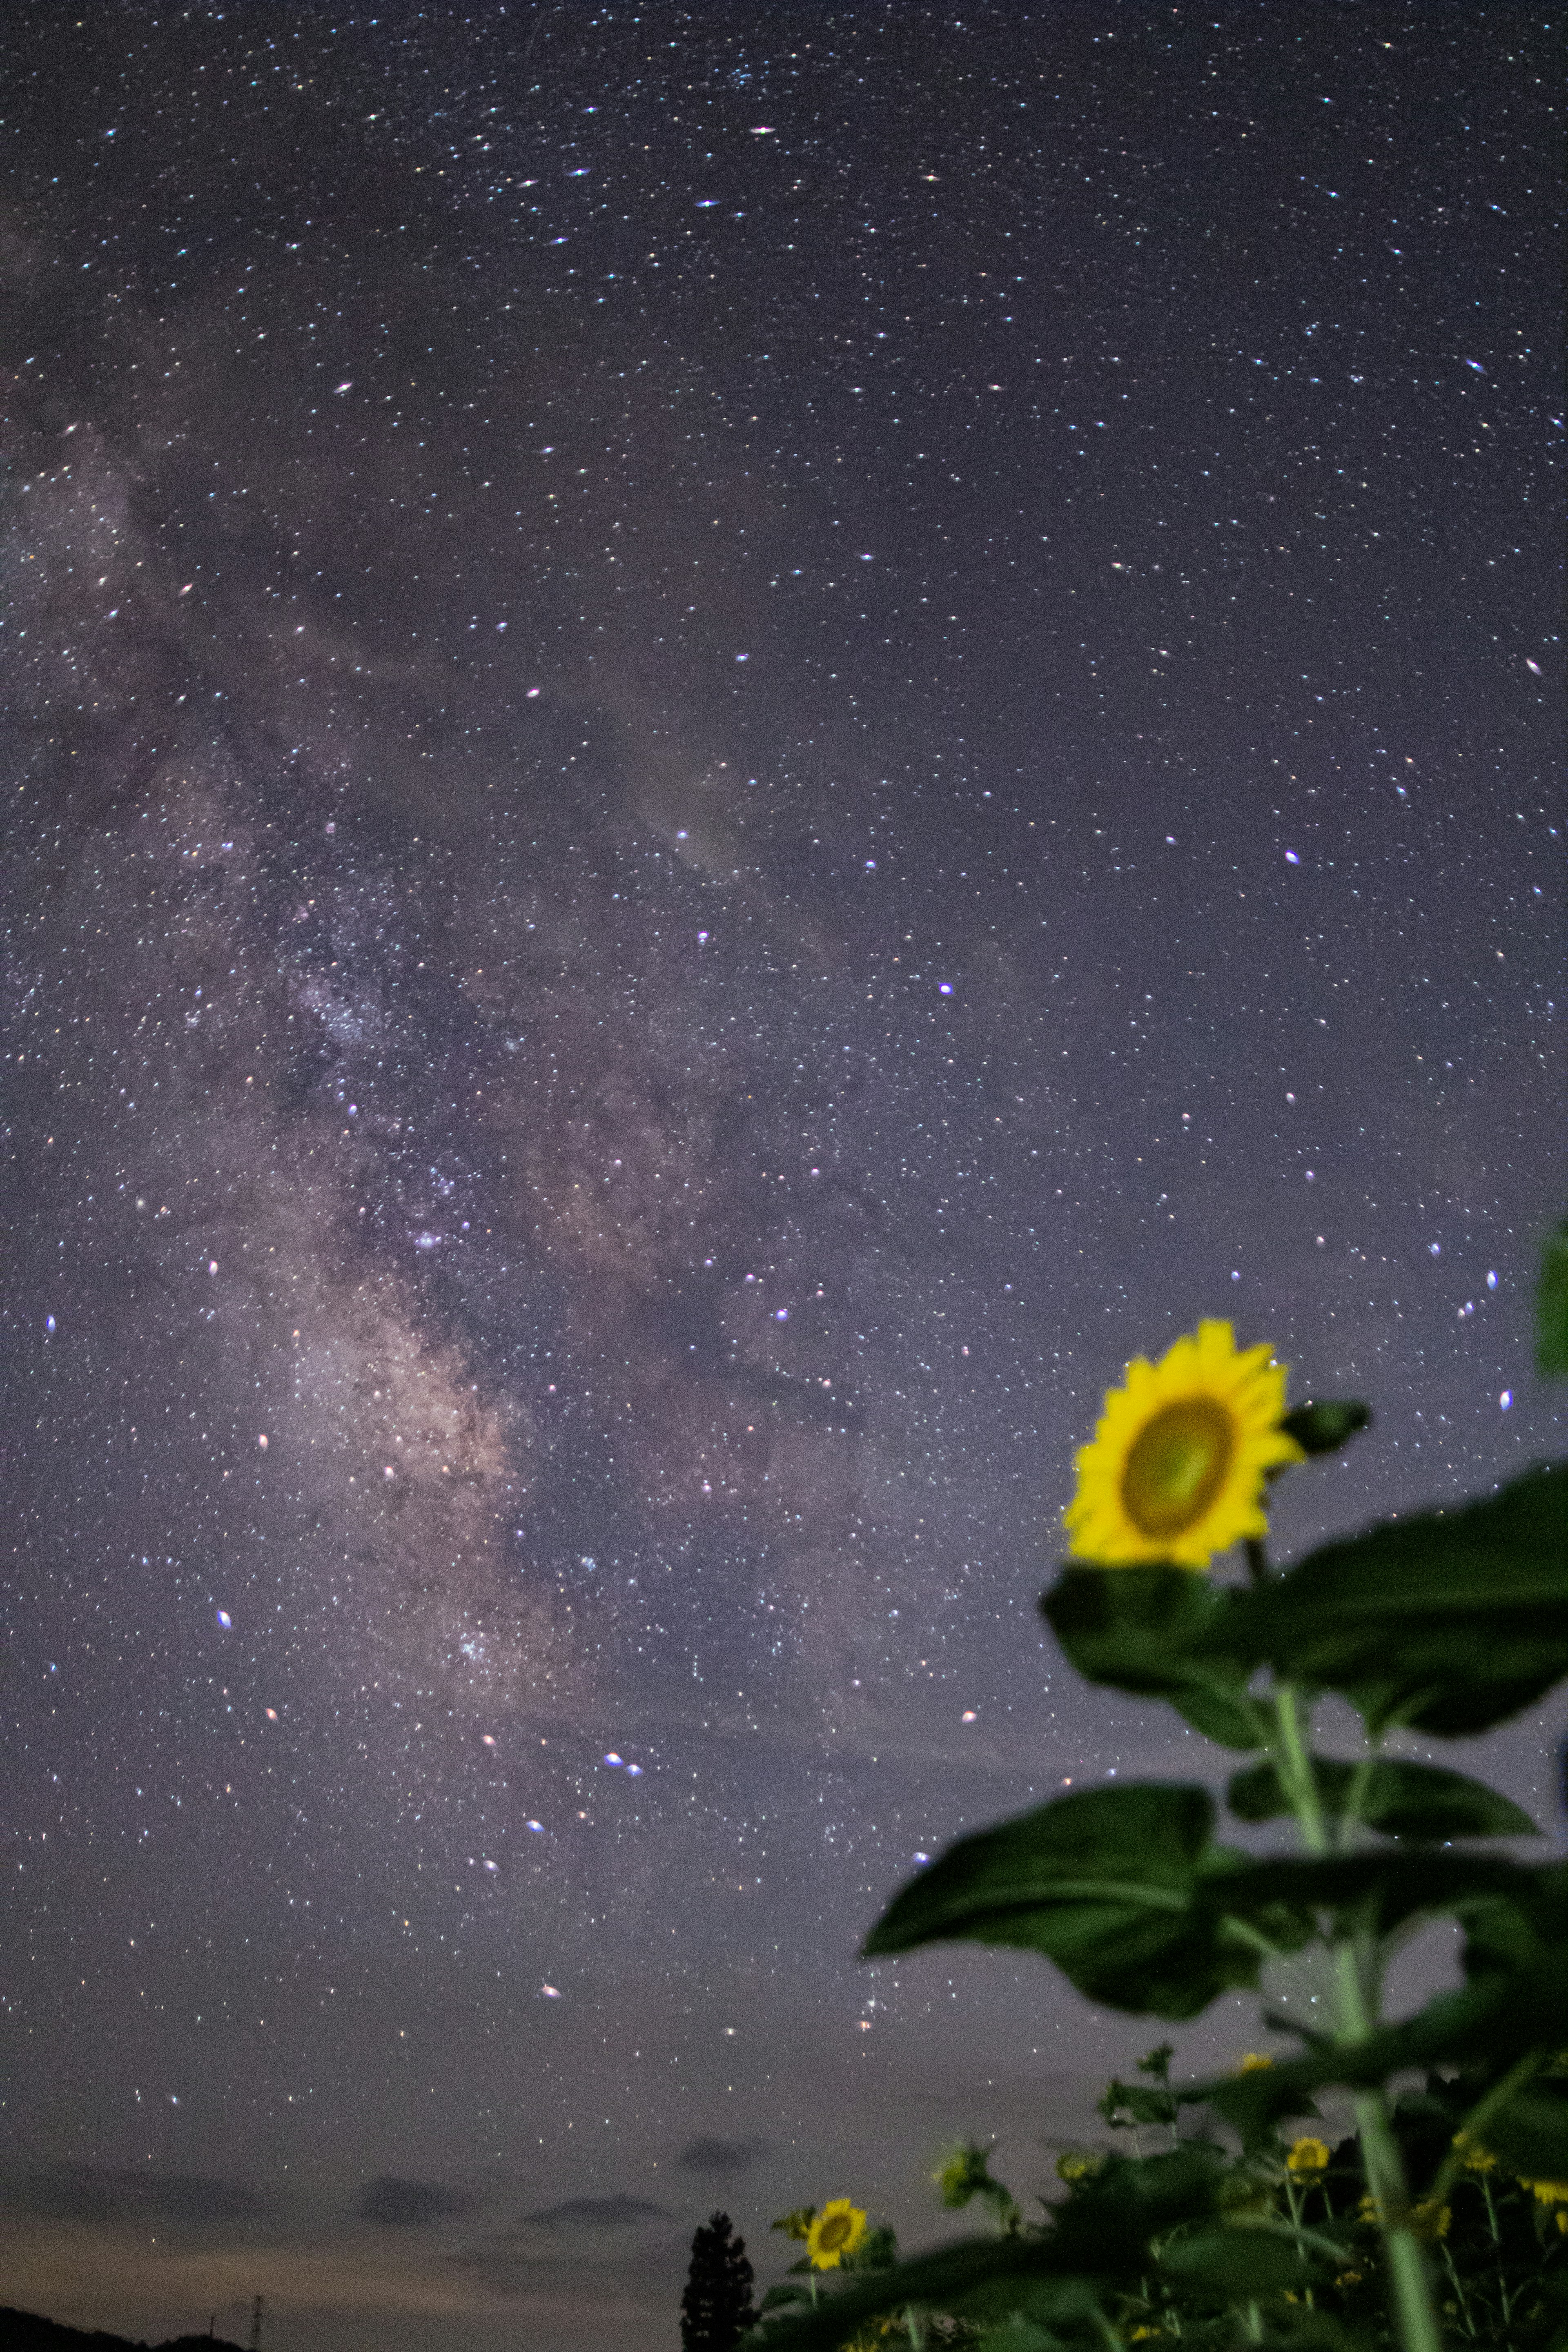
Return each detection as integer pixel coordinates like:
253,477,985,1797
2,10,1560,2350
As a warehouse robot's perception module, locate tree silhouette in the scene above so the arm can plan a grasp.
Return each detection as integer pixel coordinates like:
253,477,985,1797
680,2209,756,2352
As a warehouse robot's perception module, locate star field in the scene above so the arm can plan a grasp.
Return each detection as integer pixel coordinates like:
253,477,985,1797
1,9,1560,2350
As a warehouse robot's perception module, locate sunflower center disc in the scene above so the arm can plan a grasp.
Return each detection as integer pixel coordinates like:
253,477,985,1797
819,2216,851,2251
1119,1396,1236,1538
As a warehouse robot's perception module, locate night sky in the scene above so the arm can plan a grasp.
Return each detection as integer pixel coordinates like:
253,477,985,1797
2,7,1561,2349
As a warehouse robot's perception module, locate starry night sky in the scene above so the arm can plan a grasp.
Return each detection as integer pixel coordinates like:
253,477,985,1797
2,7,1561,2349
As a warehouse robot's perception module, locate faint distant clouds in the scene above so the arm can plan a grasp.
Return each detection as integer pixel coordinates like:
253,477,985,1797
678,2135,768,2176
515,2193,669,2229
451,2192,677,2293
359,2176,478,2227
4,2165,261,2225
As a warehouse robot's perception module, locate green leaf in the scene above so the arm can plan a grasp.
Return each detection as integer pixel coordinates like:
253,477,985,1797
864,1785,1310,2019
1461,1869,1568,1982
1049,2145,1230,2270
757,2284,812,2315
1226,1756,1538,1840
971,2320,1065,2352
1196,1849,1542,1939
1480,2083,1568,2180
1097,2077,1178,2129
742,2237,1099,2352
1195,1869,1568,2137
1538,1220,1568,1378
1191,1464,1568,1735
1160,2227,1322,2297
1041,1568,1264,1749
1281,1400,1372,1459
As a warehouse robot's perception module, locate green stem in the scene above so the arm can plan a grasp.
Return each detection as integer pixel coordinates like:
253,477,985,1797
1270,1681,1328,1853
1220,1916,1287,1962
1352,2091,1443,2352
1244,2212,1358,2269
1281,2178,1317,2305
1088,2299,1124,2352
1480,2172,1518,2352
1264,1672,1444,2352
1337,1752,1380,1849
1428,2047,1544,2210
904,2306,926,2350
1440,2239,1478,2340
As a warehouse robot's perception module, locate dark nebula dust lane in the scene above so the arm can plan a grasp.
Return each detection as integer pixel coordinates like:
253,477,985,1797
1,7,1560,2349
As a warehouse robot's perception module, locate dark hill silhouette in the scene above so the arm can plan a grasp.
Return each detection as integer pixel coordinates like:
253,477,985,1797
0,2311,245,2352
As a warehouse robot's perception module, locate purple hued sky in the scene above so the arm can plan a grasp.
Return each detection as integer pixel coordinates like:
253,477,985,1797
2,7,1561,2349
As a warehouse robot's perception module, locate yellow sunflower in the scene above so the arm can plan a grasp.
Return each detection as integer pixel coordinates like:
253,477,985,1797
807,2198,868,2270
1064,1320,1302,1570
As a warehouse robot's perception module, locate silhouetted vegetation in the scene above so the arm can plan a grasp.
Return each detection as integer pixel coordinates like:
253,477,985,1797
683,2210,758,2352
744,1242,1568,2352
0,2314,244,2352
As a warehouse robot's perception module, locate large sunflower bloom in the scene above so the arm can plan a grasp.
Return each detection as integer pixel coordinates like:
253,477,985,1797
1063,1320,1302,1570
807,2198,868,2270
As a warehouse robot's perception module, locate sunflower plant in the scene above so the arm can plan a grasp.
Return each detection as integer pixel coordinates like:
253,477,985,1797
750,1262,1568,2352
752,2052,1568,2349
757,2201,938,2345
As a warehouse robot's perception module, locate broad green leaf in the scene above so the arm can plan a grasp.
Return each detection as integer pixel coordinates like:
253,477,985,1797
742,2237,1101,2351
1160,2226,1323,2297
757,2284,811,2315
1280,1400,1372,1459
1538,1220,1568,1378
971,2320,1065,2352
844,2223,898,2272
1041,1568,1264,1749
1195,1870,1568,2138
1191,1464,1568,1735
1225,1755,1538,1840
1167,1682,1269,1751
1197,1849,1541,1939
863,1785,1308,2019
1460,1869,1568,1982
1048,2145,1230,2272
1475,2084,1568,2179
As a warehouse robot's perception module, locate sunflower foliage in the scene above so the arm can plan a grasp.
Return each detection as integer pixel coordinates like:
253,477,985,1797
747,2056,1568,2352
748,1258,1568,2352
753,2203,983,2350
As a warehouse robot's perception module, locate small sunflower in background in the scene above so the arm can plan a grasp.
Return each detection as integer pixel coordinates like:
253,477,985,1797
1064,1319,1303,1569
807,2198,868,2270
